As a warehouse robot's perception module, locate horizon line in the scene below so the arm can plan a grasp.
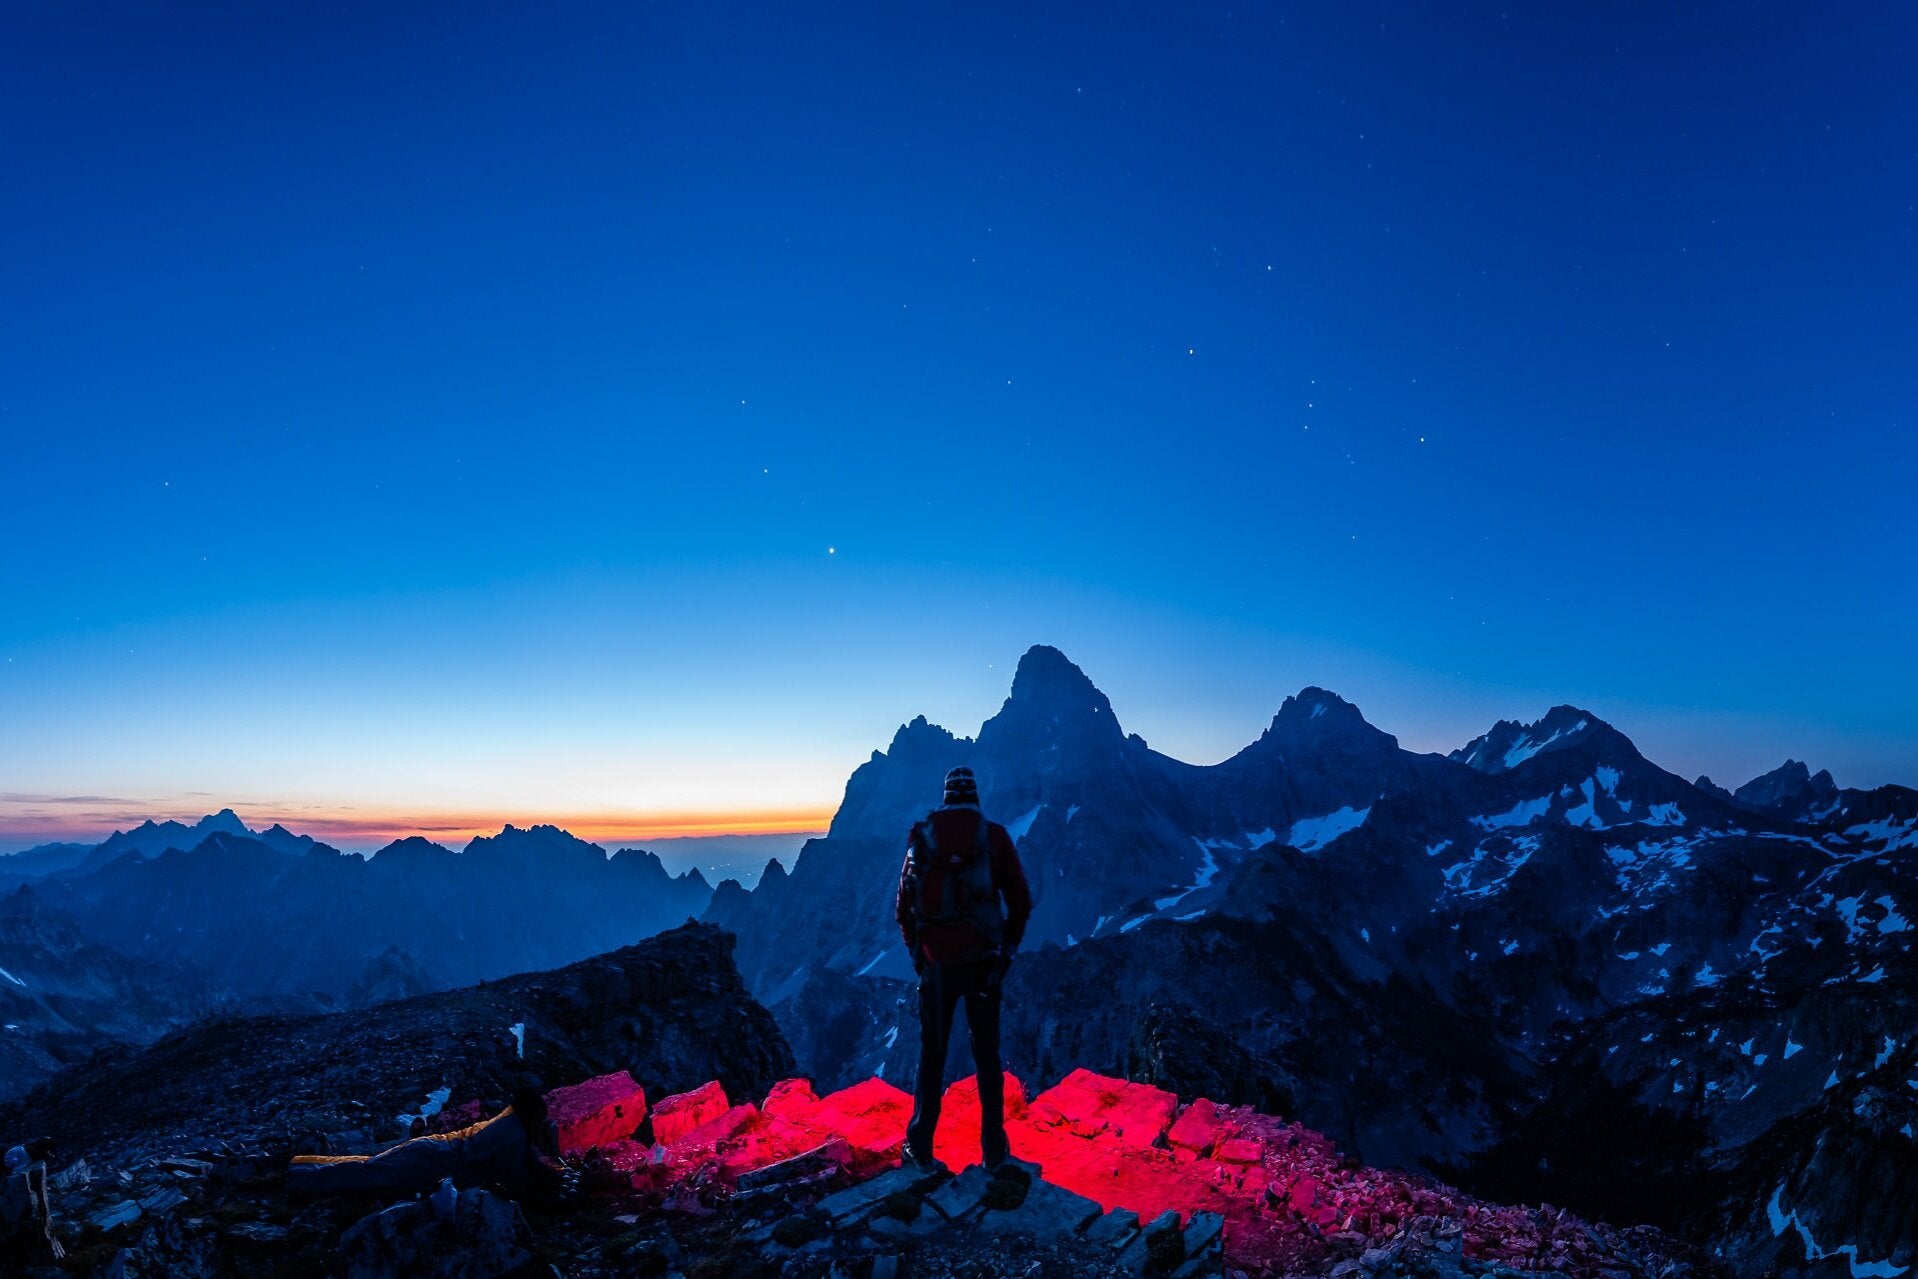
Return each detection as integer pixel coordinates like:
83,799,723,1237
0,805,836,855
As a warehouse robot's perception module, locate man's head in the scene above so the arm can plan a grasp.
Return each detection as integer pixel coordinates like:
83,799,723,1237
942,765,980,807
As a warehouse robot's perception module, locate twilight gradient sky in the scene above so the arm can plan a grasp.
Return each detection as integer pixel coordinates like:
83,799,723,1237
3,3,1915,852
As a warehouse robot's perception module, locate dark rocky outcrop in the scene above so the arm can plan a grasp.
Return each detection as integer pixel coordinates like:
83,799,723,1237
0,922,792,1169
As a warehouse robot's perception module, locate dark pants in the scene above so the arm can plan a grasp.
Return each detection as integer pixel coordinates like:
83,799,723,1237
904,957,1007,1164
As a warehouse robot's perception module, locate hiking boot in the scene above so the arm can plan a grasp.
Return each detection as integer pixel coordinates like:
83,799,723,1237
901,1140,942,1173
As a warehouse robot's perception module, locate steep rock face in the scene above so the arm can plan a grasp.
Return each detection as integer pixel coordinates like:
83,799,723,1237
0,922,793,1167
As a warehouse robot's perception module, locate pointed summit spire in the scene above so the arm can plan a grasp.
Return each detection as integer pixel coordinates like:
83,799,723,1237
976,646,1125,762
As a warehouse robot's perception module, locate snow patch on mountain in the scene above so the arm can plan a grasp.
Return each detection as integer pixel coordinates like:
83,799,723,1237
1006,805,1044,841
1847,817,1918,851
1442,835,1539,899
1768,1184,1911,1277
1492,718,1588,769
1286,805,1371,852
1474,795,1551,830
1154,842,1221,911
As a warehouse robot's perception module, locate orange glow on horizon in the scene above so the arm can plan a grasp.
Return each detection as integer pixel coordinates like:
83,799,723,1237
251,806,838,847
0,801,835,851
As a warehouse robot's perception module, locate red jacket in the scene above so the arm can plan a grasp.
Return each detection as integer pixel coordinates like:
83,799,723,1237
895,805,1033,968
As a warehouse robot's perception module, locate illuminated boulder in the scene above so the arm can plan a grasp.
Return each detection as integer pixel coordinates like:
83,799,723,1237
544,1071,646,1154
1026,1069,1177,1147
1166,1096,1235,1156
669,1102,760,1153
789,1077,912,1164
761,1078,818,1117
650,1081,729,1145
931,1072,1028,1170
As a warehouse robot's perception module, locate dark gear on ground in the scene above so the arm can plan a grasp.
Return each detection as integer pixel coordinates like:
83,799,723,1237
286,1092,560,1200
0,1141,66,1264
895,766,1034,1167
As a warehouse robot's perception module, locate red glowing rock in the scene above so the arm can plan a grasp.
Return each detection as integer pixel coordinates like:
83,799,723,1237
930,1072,1028,1170
1215,1136,1264,1165
799,1077,912,1161
545,1071,648,1155
762,1078,819,1117
1028,1069,1178,1148
1167,1097,1235,1154
650,1080,730,1145
592,1070,1688,1279
670,1102,760,1152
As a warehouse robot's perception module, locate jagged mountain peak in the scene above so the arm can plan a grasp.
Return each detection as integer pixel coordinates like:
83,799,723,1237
202,807,247,833
370,835,455,861
1694,774,1736,802
1266,686,1387,738
1451,704,1620,773
1732,759,1840,817
1008,644,1107,706
982,646,1123,749
465,823,604,856
881,713,964,759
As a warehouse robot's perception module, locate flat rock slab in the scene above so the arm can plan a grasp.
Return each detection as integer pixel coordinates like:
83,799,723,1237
816,1164,943,1227
1086,1207,1141,1247
1182,1210,1224,1256
735,1139,853,1192
979,1175,1104,1237
924,1164,993,1222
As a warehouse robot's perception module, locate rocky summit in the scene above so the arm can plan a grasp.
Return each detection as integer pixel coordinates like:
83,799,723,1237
0,922,1717,1279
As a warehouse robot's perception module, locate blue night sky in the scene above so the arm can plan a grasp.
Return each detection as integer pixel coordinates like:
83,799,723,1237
3,3,1914,850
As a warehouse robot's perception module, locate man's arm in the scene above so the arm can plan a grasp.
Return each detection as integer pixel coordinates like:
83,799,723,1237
895,829,921,959
991,825,1034,951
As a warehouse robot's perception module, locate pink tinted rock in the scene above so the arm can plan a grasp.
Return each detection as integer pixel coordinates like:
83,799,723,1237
762,1078,819,1117
1215,1137,1264,1165
671,1102,761,1152
802,1077,912,1162
650,1080,730,1145
1168,1098,1235,1154
1029,1069,1178,1147
545,1071,647,1153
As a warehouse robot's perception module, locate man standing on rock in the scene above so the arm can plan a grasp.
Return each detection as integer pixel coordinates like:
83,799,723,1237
895,765,1034,1170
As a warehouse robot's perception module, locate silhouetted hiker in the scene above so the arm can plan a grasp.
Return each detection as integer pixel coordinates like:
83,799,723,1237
895,765,1034,1170
287,1086,561,1199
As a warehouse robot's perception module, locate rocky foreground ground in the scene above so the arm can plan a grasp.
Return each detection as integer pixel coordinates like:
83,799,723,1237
6,1062,1714,1279
0,925,1720,1278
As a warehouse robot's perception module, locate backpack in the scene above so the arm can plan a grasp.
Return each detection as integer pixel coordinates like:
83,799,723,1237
905,810,1004,945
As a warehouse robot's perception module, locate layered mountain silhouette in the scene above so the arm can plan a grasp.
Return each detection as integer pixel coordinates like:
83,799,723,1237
703,645,1918,1276
3,644,1914,1274
0,817,713,1096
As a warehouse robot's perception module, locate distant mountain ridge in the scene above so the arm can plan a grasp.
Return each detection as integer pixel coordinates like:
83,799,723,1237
0,819,715,1098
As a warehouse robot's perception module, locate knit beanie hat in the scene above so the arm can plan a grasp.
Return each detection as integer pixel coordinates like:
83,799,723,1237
942,766,980,807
